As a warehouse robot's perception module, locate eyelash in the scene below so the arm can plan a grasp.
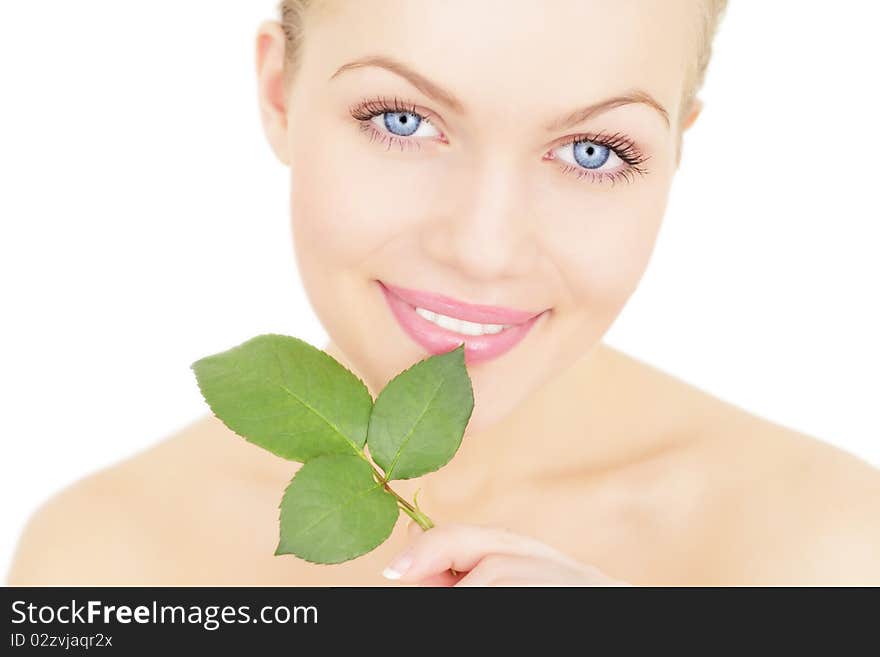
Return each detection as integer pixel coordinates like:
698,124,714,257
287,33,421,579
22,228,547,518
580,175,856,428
349,95,651,186
350,95,440,152
555,130,650,186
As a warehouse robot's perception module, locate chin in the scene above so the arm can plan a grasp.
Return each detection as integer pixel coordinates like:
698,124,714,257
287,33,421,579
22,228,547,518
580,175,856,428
457,390,516,437
462,358,556,436
309,272,567,437
325,321,548,438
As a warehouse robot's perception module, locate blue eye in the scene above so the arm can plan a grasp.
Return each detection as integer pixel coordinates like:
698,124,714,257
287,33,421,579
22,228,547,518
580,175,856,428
368,110,441,140
551,136,626,175
383,111,421,137
352,98,443,141
572,140,611,169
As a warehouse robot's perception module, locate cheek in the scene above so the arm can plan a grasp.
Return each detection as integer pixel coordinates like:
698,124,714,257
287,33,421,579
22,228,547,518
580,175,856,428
287,128,437,267
540,176,671,311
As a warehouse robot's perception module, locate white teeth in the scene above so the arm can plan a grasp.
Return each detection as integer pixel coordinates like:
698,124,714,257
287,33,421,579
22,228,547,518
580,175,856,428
414,306,513,336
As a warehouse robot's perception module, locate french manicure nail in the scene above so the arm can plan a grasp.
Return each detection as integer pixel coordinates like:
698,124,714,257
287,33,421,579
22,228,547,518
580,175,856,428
382,551,414,580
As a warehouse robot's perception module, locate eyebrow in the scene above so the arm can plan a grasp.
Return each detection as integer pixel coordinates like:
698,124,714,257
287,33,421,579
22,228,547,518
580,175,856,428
545,90,670,131
330,55,466,114
329,55,670,131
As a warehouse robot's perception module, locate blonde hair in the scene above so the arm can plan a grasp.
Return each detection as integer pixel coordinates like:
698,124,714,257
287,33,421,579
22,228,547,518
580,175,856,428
279,0,728,127
688,0,729,117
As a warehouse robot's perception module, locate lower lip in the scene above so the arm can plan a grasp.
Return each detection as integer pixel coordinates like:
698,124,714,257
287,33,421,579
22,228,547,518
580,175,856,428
378,281,546,365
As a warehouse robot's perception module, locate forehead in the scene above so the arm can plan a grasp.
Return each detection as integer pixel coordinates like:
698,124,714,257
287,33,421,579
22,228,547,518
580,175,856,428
301,0,700,127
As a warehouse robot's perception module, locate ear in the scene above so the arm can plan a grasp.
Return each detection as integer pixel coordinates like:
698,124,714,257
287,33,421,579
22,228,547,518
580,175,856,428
255,21,290,165
674,97,704,167
682,97,703,132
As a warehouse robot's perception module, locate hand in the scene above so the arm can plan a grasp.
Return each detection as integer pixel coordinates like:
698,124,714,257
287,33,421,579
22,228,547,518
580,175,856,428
382,521,629,586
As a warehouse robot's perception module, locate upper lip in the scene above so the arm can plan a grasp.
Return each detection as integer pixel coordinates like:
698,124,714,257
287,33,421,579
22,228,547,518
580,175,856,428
379,280,545,325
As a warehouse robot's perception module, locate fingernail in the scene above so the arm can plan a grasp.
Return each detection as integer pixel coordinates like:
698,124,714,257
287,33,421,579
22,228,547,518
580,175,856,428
382,551,414,580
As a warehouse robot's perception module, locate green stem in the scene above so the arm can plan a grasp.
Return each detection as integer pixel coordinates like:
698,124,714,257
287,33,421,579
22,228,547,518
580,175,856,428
370,464,458,577
399,504,434,530
370,464,435,529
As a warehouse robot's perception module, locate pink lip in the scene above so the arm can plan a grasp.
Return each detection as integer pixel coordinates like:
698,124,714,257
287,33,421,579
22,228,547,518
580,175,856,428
380,281,543,324
377,280,548,365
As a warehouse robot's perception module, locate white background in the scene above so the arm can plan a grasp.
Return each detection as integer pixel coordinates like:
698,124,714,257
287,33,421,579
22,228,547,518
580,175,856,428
1,2,878,578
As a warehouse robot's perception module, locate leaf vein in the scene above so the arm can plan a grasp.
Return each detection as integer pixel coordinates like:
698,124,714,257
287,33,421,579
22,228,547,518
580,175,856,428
385,377,446,478
292,483,384,539
265,349,365,459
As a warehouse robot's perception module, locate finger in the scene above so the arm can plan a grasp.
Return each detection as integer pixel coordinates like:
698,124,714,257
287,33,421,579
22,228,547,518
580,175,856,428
454,554,569,587
407,521,460,577
397,570,459,587
384,523,574,584
407,519,424,539
383,520,455,586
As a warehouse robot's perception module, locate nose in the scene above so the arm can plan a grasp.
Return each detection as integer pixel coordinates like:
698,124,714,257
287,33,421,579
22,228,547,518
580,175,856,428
419,155,538,281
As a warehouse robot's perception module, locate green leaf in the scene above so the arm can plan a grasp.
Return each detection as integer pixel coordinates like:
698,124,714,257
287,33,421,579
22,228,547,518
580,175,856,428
191,334,373,462
276,454,399,564
367,345,474,481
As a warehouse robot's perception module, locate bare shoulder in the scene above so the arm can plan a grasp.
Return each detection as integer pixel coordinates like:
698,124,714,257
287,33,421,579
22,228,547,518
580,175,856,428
709,418,880,585
601,345,880,584
5,415,287,585
674,386,880,584
6,447,166,585
6,415,401,585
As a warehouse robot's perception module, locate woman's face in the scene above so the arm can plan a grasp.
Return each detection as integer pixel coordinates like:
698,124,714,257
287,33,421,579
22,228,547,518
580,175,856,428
258,0,702,434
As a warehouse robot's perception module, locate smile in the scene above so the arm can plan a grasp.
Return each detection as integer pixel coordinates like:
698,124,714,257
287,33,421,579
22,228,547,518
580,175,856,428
376,280,547,365
413,307,512,335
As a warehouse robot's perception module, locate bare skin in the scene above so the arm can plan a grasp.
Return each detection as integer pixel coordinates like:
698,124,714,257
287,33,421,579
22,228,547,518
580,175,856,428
7,341,880,586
